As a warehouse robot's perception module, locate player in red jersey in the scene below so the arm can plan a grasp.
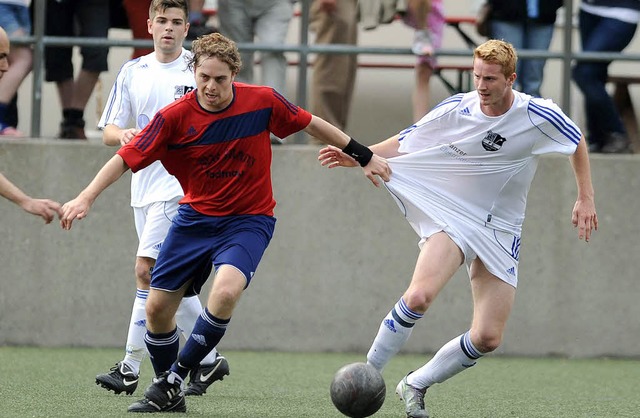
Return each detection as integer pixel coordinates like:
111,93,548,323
60,32,390,413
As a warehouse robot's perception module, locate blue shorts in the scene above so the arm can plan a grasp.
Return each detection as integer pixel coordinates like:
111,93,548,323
0,5,31,36
150,205,276,297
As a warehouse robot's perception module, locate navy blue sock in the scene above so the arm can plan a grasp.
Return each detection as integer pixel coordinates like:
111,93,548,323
145,327,180,377
0,102,8,127
171,308,229,379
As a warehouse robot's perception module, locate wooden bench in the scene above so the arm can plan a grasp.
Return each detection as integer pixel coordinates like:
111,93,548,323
608,75,640,152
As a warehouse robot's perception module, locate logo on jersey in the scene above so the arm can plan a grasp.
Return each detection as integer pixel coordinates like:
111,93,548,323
174,85,194,100
459,107,471,116
186,126,197,136
481,130,507,151
506,267,516,276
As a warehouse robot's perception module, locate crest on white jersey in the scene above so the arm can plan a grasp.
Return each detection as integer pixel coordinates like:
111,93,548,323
481,130,507,151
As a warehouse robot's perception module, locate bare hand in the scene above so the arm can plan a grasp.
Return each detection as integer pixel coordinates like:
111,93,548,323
572,197,598,242
22,198,63,224
318,145,391,187
318,145,358,168
60,196,92,230
318,0,337,14
119,128,140,146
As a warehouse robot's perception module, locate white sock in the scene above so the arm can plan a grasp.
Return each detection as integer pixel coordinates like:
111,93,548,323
175,296,218,365
408,331,482,389
122,289,149,374
367,298,423,372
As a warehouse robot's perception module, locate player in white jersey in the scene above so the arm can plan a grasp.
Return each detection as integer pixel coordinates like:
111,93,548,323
319,39,598,418
94,0,228,402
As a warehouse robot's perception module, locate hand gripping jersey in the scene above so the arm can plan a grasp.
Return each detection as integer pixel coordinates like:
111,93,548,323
387,90,582,236
98,49,195,207
117,83,312,217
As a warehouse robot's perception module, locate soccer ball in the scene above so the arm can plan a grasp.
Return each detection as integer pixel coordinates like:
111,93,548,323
329,362,386,417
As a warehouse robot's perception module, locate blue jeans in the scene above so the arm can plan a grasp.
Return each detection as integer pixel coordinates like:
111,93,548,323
491,20,555,97
572,10,637,145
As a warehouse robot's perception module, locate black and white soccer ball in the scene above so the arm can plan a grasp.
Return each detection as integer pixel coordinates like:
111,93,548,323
329,362,386,417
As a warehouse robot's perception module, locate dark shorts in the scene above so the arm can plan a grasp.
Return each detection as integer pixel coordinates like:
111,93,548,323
44,0,109,82
150,205,276,297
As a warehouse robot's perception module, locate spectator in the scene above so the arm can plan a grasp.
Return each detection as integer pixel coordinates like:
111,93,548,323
0,25,62,222
572,0,640,154
0,0,32,137
95,0,229,398
217,0,293,95
402,0,446,122
488,0,563,98
123,0,217,60
309,0,358,140
44,0,110,140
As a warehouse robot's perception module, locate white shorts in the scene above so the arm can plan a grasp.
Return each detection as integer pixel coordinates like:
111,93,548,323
390,188,521,288
133,197,180,259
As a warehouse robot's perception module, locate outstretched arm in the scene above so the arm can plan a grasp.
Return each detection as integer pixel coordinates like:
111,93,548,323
60,154,130,230
569,136,598,242
304,115,391,186
0,173,62,223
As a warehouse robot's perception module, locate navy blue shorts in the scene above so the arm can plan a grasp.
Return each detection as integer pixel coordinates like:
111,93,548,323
150,205,276,297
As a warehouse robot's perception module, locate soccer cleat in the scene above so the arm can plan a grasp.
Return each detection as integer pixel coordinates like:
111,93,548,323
127,393,186,413
96,362,139,395
185,355,230,396
396,375,429,418
143,371,184,409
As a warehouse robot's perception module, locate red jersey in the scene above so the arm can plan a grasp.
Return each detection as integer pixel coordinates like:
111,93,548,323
117,83,312,216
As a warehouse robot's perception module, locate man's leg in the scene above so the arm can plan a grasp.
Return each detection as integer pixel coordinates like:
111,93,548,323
400,260,516,417
367,232,463,373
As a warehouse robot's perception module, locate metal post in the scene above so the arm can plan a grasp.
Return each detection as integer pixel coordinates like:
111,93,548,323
561,0,574,115
30,0,46,138
294,0,311,144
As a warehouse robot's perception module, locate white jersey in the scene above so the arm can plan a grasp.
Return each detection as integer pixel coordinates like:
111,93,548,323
387,90,582,236
98,49,196,207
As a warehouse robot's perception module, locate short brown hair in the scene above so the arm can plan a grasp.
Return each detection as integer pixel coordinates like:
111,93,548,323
474,39,517,78
149,0,189,21
188,33,242,74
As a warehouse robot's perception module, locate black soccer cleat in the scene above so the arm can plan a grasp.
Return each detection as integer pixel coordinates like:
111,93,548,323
96,362,139,395
142,371,184,408
127,393,186,413
185,355,230,396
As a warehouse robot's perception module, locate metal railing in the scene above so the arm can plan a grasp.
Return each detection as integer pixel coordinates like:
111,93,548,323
8,0,640,139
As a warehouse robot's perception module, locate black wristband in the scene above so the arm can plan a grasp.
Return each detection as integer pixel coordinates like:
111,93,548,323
342,138,373,167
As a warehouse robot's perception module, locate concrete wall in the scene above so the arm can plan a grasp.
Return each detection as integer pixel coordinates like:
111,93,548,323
1,141,638,358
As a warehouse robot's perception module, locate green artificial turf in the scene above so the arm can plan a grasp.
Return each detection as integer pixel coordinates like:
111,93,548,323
0,347,638,417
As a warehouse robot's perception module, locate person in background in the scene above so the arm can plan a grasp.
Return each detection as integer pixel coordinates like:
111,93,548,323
0,0,32,137
488,0,562,98
309,0,358,142
402,0,446,122
319,39,597,418
44,0,110,140
0,25,62,222
123,0,217,60
94,0,229,398
217,0,293,95
572,0,640,154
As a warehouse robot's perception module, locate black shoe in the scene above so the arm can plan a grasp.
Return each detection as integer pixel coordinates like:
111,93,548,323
143,371,184,408
127,393,186,413
185,355,230,396
96,362,139,395
601,132,632,154
58,119,87,140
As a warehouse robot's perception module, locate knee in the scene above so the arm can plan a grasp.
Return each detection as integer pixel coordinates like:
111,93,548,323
472,330,503,354
402,289,436,314
134,261,152,287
